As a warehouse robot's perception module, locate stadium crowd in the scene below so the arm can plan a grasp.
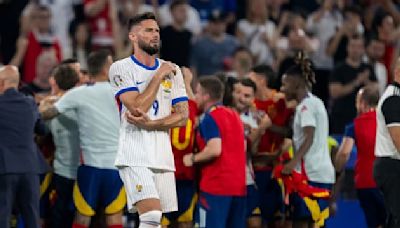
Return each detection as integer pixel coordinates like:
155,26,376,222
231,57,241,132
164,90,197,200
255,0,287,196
1,0,400,227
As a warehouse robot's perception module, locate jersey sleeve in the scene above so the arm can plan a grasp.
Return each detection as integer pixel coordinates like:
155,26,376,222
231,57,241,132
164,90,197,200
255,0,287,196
344,123,355,139
199,113,220,142
299,103,316,128
381,95,400,127
171,67,188,106
54,88,80,113
109,61,138,97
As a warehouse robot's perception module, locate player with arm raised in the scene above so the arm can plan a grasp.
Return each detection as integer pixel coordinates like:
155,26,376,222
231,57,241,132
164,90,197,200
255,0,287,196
108,12,188,228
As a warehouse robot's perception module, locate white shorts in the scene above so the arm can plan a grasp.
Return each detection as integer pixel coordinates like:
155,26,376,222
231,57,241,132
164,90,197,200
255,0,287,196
119,166,178,213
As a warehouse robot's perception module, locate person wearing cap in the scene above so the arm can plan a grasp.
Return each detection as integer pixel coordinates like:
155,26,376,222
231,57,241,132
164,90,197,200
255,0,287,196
190,10,239,78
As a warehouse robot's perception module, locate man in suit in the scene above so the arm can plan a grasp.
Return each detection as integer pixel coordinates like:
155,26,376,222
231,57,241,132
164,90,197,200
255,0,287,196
0,65,48,228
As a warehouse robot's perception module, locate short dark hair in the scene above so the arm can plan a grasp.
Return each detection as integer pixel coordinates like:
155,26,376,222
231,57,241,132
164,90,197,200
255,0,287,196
232,46,252,57
53,65,79,90
360,85,380,107
37,5,51,14
350,33,364,42
128,12,157,30
344,6,362,18
199,76,224,101
215,73,238,106
240,78,257,94
60,58,78,65
251,64,275,87
170,0,187,10
87,49,111,76
365,32,383,47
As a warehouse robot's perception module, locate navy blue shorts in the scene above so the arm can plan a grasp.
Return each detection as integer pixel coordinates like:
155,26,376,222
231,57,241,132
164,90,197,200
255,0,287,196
74,165,126,216
289,181,332,224
162,180,197,225
246,184,261,218
195,191,246,228
357,188,386,228
254,170,284,221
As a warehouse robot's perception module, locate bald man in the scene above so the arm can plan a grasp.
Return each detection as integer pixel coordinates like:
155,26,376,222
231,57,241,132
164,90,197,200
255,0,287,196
0,65,49,228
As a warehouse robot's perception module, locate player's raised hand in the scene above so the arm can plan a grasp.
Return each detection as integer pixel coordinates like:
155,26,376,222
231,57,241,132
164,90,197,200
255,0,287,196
156,61,176,81
181,67,193,85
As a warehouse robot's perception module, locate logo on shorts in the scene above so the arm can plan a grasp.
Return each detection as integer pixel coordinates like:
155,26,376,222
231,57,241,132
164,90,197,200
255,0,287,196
136,184,143,192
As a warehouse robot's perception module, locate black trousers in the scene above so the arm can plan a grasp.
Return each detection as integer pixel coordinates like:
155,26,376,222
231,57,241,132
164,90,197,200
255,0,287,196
0,173,40,228
374,157,400,228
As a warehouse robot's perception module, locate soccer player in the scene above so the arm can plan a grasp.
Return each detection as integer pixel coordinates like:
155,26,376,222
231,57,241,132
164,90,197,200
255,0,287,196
183,76,247,228
162,67,197,228
40,50,125,228
335,85,386,228
232,78,272,228
280,53,335,228
248,65,293,226
108,12,189,228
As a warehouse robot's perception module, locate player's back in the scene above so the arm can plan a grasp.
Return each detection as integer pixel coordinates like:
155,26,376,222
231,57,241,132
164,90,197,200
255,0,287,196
63,82,119,169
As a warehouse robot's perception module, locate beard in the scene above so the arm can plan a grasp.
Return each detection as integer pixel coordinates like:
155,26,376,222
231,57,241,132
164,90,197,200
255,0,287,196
138,39,159,56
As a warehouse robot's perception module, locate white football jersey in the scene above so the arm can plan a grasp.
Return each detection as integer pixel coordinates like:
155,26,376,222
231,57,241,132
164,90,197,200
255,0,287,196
109,55,187,171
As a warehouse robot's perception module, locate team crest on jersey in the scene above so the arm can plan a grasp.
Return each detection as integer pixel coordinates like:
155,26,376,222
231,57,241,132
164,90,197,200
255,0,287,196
113,75,123,86
136,184,143,192
161,79,172,93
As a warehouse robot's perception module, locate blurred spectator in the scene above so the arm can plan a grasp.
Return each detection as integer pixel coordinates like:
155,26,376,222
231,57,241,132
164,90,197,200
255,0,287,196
364,34,387,95
118,0,154,21
69,20,92,70
306,0,342,105
329,35,377,134
225,46,253,79
0,65,49,228
39,0,83,58
158,0,202,35
190,0,236,24
276,27,318,89
327,6,364,65
20,50,59,103
0,0,29,64
372,11,399,82
236,0,276,66
190,11,239,77
10,4,62,84
84,0,113,50
160,0,193,67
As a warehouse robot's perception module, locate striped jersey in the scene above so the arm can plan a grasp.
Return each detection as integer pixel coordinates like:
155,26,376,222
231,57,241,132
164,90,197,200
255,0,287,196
109,55,188,171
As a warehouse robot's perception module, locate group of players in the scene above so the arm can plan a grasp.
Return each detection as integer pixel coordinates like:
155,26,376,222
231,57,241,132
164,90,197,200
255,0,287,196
28,12,343,228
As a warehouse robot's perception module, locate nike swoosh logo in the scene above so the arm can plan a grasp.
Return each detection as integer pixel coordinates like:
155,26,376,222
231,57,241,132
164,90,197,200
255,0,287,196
136,81,145,85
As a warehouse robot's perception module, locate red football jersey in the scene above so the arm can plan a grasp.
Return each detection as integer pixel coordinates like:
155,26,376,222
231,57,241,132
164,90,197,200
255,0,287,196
197,105,246,196
253,94,293,170
170,99,197,180
353,110,378,189
84,0,113,47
